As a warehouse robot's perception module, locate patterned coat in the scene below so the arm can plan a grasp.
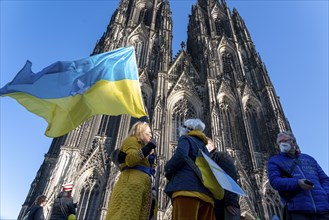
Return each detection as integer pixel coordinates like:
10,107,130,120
106,136,153,220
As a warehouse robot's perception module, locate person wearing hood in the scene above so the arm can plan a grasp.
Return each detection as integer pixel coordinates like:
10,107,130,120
267,131,329,220
164,118,215,220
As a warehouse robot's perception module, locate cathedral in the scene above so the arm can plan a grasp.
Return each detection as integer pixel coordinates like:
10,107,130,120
18,0,290,219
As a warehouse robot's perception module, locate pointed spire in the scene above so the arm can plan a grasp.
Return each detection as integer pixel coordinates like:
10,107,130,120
221,0,227,8
181,41,186,51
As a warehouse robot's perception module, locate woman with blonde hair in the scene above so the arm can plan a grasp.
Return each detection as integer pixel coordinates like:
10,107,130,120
106,121,157,220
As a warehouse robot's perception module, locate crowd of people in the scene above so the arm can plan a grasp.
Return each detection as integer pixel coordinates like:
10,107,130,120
26,119,329,220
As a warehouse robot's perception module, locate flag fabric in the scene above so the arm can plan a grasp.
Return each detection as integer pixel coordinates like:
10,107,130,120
194,152,225,200
0,46,147,137
198,150,246,196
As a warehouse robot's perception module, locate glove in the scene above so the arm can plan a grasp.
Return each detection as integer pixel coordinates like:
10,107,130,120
165,171,173,181
117,151,127,164
149,138,157,146
110,149,127,166
141,139,157,157
148,153,156,164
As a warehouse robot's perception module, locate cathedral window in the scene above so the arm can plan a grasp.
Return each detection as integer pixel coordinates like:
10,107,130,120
141,90,149,110
245,106,262,152
84,186,100,219
138,8,146,24
263,187,282,219
144,9,151,26
97,115,111,136
77,173,101,219
242,54,249,66
150,60,155,72
215,19,222,36
219,102,235,149
133,41,144,68
171,99,196,141
96,115,120,143
155,107,161,129
212,112,219,135
222,52,233,79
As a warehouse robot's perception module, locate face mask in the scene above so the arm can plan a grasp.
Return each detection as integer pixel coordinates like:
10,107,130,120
178,127,188,137
279,142,291,153
206,145,212,152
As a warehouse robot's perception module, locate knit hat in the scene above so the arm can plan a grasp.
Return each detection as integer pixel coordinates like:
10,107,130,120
62,182,73,191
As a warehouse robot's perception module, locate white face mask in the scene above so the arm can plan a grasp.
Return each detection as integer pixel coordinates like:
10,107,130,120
279,142,291,153
206,145,213,152
178,127,188,137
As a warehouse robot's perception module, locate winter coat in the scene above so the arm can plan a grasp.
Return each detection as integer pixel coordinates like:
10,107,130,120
267,152,329,214
106,136,154,220
28,204,45,220
164,130,213,198
49,192,76,220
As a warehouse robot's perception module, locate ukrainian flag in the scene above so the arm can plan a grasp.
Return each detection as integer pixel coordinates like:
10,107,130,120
199,150,246,196
0,46,147,137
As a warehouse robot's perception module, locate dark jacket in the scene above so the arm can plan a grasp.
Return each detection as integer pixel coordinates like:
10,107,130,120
49,191,76,220
164,131,213,198
268,152,329,214
28,204,45,220
210,150,240,219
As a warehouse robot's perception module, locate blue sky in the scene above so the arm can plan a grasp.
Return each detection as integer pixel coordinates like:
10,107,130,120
0,1,328,219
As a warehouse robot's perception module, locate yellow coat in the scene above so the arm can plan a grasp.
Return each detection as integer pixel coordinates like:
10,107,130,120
106,136,153,220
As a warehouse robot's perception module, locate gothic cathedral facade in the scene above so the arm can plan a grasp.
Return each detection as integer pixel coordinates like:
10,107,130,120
19,0,290,219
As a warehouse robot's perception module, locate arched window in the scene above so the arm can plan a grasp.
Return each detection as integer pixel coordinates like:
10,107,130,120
97,115,121,140
77,172,102,219
263,187,282,219
134,41,144,68
215,19,222,35
138,8,147,23
222,52,233,79
219,102,235,149
245,104,262,152
171,99,196,141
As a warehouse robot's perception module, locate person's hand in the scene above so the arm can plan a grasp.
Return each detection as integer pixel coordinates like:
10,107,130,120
117,151,127,164
298,179,314,190
165,172,172,181
110,149,126,166
148,139,157,149
226,206,239,216
142,139,157,157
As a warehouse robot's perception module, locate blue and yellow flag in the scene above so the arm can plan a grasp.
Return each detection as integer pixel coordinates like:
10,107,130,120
199,150,246,196
0,46,147,137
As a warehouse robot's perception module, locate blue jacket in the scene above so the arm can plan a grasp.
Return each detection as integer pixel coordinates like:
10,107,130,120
164,131,212,198
267,152,329,214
